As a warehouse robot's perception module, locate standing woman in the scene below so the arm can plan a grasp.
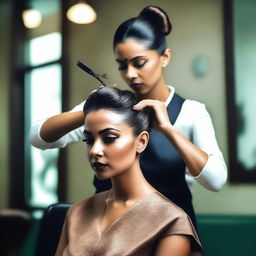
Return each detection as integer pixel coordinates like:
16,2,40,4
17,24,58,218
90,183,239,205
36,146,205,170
30,6,227,226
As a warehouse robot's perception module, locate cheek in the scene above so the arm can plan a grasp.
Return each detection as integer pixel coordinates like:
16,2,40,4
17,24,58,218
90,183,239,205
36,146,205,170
109,138,136,162
143,61,162,78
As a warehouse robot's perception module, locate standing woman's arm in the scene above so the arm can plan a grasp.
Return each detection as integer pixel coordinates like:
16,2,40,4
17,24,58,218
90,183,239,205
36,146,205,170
30,101,85,149
133,99,227,191
40,110,85,142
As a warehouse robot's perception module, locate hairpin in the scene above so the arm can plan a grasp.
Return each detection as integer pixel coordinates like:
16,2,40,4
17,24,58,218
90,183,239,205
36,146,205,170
76,60,108,87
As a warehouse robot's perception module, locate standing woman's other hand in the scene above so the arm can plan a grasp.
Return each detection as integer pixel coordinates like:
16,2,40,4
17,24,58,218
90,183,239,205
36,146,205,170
112,83,119,88
133,100,173,133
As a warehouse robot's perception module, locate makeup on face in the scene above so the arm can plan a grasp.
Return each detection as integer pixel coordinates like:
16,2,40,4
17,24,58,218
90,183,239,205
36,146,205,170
84,109,139,180
115,56,148,71
114,39,164,97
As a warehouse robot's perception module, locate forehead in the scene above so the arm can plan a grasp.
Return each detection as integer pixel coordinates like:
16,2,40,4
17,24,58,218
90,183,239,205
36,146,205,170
84,109,132,133
114,39,150,59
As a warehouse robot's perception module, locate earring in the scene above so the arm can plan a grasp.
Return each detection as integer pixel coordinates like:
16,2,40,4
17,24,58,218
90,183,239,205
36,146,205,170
137,148,141,153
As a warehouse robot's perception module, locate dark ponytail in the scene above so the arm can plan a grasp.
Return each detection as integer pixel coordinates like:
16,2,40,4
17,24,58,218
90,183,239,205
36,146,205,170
113,5,172,54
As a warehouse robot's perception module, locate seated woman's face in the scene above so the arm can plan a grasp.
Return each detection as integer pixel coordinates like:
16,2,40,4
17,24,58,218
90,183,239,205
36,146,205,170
83,109,140,180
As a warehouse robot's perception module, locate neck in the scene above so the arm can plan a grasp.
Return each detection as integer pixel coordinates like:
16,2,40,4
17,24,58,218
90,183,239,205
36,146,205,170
140,78,170,102
109,161,154,202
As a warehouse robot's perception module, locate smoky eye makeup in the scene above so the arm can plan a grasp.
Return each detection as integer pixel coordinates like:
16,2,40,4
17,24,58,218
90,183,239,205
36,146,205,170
83,129,120,145
133,59,147,68
83,136,94,145
102,134,119,143
116,60,127,71
118,64,127,71
83,131,94,145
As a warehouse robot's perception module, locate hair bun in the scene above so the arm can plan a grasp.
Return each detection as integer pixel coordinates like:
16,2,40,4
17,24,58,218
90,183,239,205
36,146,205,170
138,5,172,36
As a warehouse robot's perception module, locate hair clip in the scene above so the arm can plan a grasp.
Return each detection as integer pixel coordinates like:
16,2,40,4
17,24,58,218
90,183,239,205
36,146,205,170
76,60,108,87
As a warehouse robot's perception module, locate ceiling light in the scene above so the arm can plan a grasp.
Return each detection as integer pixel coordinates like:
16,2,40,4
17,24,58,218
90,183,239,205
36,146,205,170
22,9,42,29
67,2,97,24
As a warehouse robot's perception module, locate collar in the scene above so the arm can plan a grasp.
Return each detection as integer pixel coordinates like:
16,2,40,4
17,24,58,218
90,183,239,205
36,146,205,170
164,85,175,106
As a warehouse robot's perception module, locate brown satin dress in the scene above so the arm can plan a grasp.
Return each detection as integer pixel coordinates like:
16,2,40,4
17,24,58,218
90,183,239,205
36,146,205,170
57,191,203,256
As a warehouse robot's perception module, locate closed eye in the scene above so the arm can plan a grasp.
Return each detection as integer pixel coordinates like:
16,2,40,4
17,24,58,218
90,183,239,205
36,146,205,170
103,135,118,143
118,64,127,71
83,137,94,145
133,60,147,69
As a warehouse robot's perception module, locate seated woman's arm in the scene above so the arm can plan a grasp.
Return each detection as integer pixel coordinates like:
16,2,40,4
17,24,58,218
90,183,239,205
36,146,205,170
55,221,68,256
154,235,191,256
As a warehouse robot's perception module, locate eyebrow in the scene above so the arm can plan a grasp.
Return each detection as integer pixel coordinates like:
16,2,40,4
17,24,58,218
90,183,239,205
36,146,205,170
83,127,120,136
115,55,146,63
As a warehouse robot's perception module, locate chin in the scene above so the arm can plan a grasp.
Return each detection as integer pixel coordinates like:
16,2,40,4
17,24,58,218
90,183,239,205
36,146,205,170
95,173,111,180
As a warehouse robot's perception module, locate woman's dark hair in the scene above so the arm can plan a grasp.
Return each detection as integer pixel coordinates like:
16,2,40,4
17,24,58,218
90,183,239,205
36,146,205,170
83,86,152,135
113,5,172,54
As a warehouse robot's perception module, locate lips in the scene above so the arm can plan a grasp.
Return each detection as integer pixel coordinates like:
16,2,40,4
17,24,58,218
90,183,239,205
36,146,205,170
92,162,108,169
130,83,143,90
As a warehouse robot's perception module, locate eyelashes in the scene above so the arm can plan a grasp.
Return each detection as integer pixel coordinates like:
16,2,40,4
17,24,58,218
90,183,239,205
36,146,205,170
83,138,94,145
83,136,119,145
118,60,148,71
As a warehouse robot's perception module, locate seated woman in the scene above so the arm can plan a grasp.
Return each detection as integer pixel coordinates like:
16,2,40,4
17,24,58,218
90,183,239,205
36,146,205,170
55,86,203,256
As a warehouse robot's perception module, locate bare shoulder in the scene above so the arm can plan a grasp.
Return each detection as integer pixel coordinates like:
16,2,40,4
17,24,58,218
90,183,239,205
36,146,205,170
154,235,191,256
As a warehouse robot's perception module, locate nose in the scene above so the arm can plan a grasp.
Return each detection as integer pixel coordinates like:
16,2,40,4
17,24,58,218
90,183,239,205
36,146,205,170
89,140,104,158
125,65,138,80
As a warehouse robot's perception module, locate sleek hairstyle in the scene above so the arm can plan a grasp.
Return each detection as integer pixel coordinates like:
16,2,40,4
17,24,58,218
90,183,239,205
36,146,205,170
113,5,172,54
83,86,152,135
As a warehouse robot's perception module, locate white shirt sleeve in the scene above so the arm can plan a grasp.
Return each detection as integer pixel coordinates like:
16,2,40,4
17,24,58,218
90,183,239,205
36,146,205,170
29,101,85,150
175,100,227,191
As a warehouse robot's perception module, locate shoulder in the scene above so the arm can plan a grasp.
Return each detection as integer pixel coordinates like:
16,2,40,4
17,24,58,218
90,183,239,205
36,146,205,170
151,192,190,219
182,99,207,115
67,191,107,218
152,192,196,233
168,86,206,113
152,193,203,254
175,98,210,126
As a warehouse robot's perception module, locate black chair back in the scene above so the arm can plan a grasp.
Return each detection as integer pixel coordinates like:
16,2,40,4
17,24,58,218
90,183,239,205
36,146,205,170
35,203,71,256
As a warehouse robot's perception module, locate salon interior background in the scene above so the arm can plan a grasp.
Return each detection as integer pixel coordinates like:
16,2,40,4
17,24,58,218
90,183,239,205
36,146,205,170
1,0,256,215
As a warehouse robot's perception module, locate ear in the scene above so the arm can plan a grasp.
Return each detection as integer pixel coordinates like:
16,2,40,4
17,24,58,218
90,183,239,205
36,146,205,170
161,48,171,68
136,131,149,154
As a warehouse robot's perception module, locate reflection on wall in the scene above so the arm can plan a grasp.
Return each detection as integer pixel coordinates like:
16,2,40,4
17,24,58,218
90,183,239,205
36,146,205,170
234,0,256,170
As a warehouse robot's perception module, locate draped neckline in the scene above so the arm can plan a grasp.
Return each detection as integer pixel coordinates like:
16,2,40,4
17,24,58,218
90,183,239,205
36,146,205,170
98,190,157,236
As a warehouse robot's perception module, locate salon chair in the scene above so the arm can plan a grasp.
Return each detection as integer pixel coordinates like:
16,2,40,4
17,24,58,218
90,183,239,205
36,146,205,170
35,203,71,256
0,209,32,256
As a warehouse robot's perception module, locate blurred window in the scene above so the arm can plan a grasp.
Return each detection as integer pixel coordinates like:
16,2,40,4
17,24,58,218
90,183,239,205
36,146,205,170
24,0,62,208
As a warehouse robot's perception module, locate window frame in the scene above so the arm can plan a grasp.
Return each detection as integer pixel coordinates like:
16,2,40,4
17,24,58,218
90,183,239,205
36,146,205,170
9,0,68,210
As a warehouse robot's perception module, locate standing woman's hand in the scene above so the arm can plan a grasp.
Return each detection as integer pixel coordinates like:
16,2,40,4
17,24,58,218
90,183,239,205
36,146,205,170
133,100,173,133
134,99,209,177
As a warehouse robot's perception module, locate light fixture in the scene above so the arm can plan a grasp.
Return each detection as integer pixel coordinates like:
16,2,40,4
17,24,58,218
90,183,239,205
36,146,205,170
67,1,97,24
22,9,42,29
